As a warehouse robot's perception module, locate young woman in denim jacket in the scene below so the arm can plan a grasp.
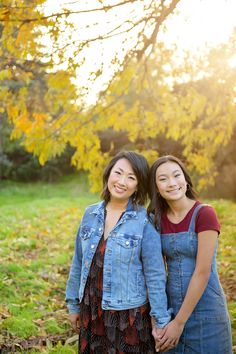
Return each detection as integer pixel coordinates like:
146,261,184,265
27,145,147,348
148,155,232,353
66,151,172,353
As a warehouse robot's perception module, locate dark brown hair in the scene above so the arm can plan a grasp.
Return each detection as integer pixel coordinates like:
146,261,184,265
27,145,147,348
101,151,149,206
147,155,197,227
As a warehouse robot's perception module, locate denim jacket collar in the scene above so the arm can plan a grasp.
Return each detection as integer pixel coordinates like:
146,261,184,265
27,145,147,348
90,198,138,220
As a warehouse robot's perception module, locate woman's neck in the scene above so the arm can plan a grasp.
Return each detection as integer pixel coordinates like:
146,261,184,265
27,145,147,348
167,197,196,218
106,199,128,212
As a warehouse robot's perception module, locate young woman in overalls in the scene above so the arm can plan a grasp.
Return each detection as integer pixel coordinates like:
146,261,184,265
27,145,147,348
66,151,171,353
148,155,232,353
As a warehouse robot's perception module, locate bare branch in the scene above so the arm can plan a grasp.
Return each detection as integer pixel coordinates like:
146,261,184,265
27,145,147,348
135,0,181,59
0,0,137,22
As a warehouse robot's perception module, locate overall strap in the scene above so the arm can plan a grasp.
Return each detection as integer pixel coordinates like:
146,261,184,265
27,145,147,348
188,203,208,233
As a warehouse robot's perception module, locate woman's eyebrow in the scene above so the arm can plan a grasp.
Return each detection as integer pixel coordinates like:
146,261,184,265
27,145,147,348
115,167,136,176
157,169,181,177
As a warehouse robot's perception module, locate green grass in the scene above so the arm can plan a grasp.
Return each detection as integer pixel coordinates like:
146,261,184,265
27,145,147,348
0,178,235,352
0,174,97,353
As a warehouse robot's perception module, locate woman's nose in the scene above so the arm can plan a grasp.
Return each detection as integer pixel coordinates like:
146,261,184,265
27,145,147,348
119,175,126,185
168,178,177,186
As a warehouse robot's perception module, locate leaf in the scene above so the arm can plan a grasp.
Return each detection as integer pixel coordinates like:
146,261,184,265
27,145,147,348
65,334,79,345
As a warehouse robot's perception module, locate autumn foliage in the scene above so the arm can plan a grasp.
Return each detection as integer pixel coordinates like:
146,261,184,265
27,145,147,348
0,0,236,192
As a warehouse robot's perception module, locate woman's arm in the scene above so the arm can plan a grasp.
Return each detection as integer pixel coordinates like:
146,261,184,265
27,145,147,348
66,225,83,315
141,221,172,329
158,230,218,351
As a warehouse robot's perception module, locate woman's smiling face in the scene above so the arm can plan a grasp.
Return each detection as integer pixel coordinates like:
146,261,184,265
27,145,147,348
107,158,138,202
155,161,187,202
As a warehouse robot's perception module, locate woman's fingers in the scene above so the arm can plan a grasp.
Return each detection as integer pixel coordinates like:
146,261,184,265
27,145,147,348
160,338,175,351
69,313,80,333
155,340,161,352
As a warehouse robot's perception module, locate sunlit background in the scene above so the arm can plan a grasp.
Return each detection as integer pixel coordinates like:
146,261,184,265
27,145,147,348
45,0,236,102
0,1,236,351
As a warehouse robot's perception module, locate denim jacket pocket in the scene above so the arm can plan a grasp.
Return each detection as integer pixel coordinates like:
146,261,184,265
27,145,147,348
115,234,140,264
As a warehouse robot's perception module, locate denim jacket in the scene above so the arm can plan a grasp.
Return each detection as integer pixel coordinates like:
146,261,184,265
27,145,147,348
66,199,172,328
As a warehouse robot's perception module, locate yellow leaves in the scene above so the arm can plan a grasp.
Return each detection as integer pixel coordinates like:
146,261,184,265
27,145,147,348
1,0,50,59
141,111,165,138
45,71,78,115
18,87,28,98
32,113,48,124
1,1,235,196
141,149,159,165
0,7,10,21
25,127,67,165
0,69,12,81
69,127,108,192
179,87,205,112
188,153,213,175
71,134,100,170
7,106,19,122
16,114,32,132
10,113,33,140
47,71,72,90
15,22,34,50
6,89,28,124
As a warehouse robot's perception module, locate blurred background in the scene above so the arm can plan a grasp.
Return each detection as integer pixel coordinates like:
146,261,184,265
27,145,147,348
0,0,235,352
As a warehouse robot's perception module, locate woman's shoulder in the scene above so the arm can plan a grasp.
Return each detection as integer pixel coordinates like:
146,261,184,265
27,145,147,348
160,201,219,234
85,200,103,211
82,201,104,218
195,201,220,233
135,205,151,220
195,201,218,218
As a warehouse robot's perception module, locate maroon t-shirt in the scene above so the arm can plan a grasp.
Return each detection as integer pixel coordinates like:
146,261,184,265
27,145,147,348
161,201,220,234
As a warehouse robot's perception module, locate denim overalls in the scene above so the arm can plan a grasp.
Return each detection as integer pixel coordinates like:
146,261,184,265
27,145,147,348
161,204,232,353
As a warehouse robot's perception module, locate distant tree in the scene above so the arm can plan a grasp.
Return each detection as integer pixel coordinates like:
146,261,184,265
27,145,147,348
206,126,236,200
1,1,235,193
0,0,181,187
90,35,236,191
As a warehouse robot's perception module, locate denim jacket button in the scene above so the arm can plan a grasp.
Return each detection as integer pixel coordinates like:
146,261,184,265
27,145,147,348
125,241,129,246
99,227,102,232
91,244,95,249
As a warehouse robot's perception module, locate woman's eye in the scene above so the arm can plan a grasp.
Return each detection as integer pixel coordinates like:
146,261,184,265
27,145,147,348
159,178,166,182
114,171,121,175
175,174,181,178
129,176,136,181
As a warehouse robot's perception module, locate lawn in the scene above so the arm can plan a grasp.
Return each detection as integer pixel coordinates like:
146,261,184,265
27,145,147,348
0,176,235,353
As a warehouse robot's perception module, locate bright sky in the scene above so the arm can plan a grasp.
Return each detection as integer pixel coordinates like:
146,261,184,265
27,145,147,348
45,0,236,103
163,0,236,51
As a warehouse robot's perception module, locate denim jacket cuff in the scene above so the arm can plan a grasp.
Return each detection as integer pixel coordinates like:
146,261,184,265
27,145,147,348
66,299,80,314
154,309,173,328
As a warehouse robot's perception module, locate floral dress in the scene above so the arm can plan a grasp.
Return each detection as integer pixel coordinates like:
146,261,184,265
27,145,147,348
79,236,156,354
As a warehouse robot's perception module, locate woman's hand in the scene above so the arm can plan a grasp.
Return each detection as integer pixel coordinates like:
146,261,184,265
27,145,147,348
157,318,184,352
152,326,166,352
69,313,80,334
